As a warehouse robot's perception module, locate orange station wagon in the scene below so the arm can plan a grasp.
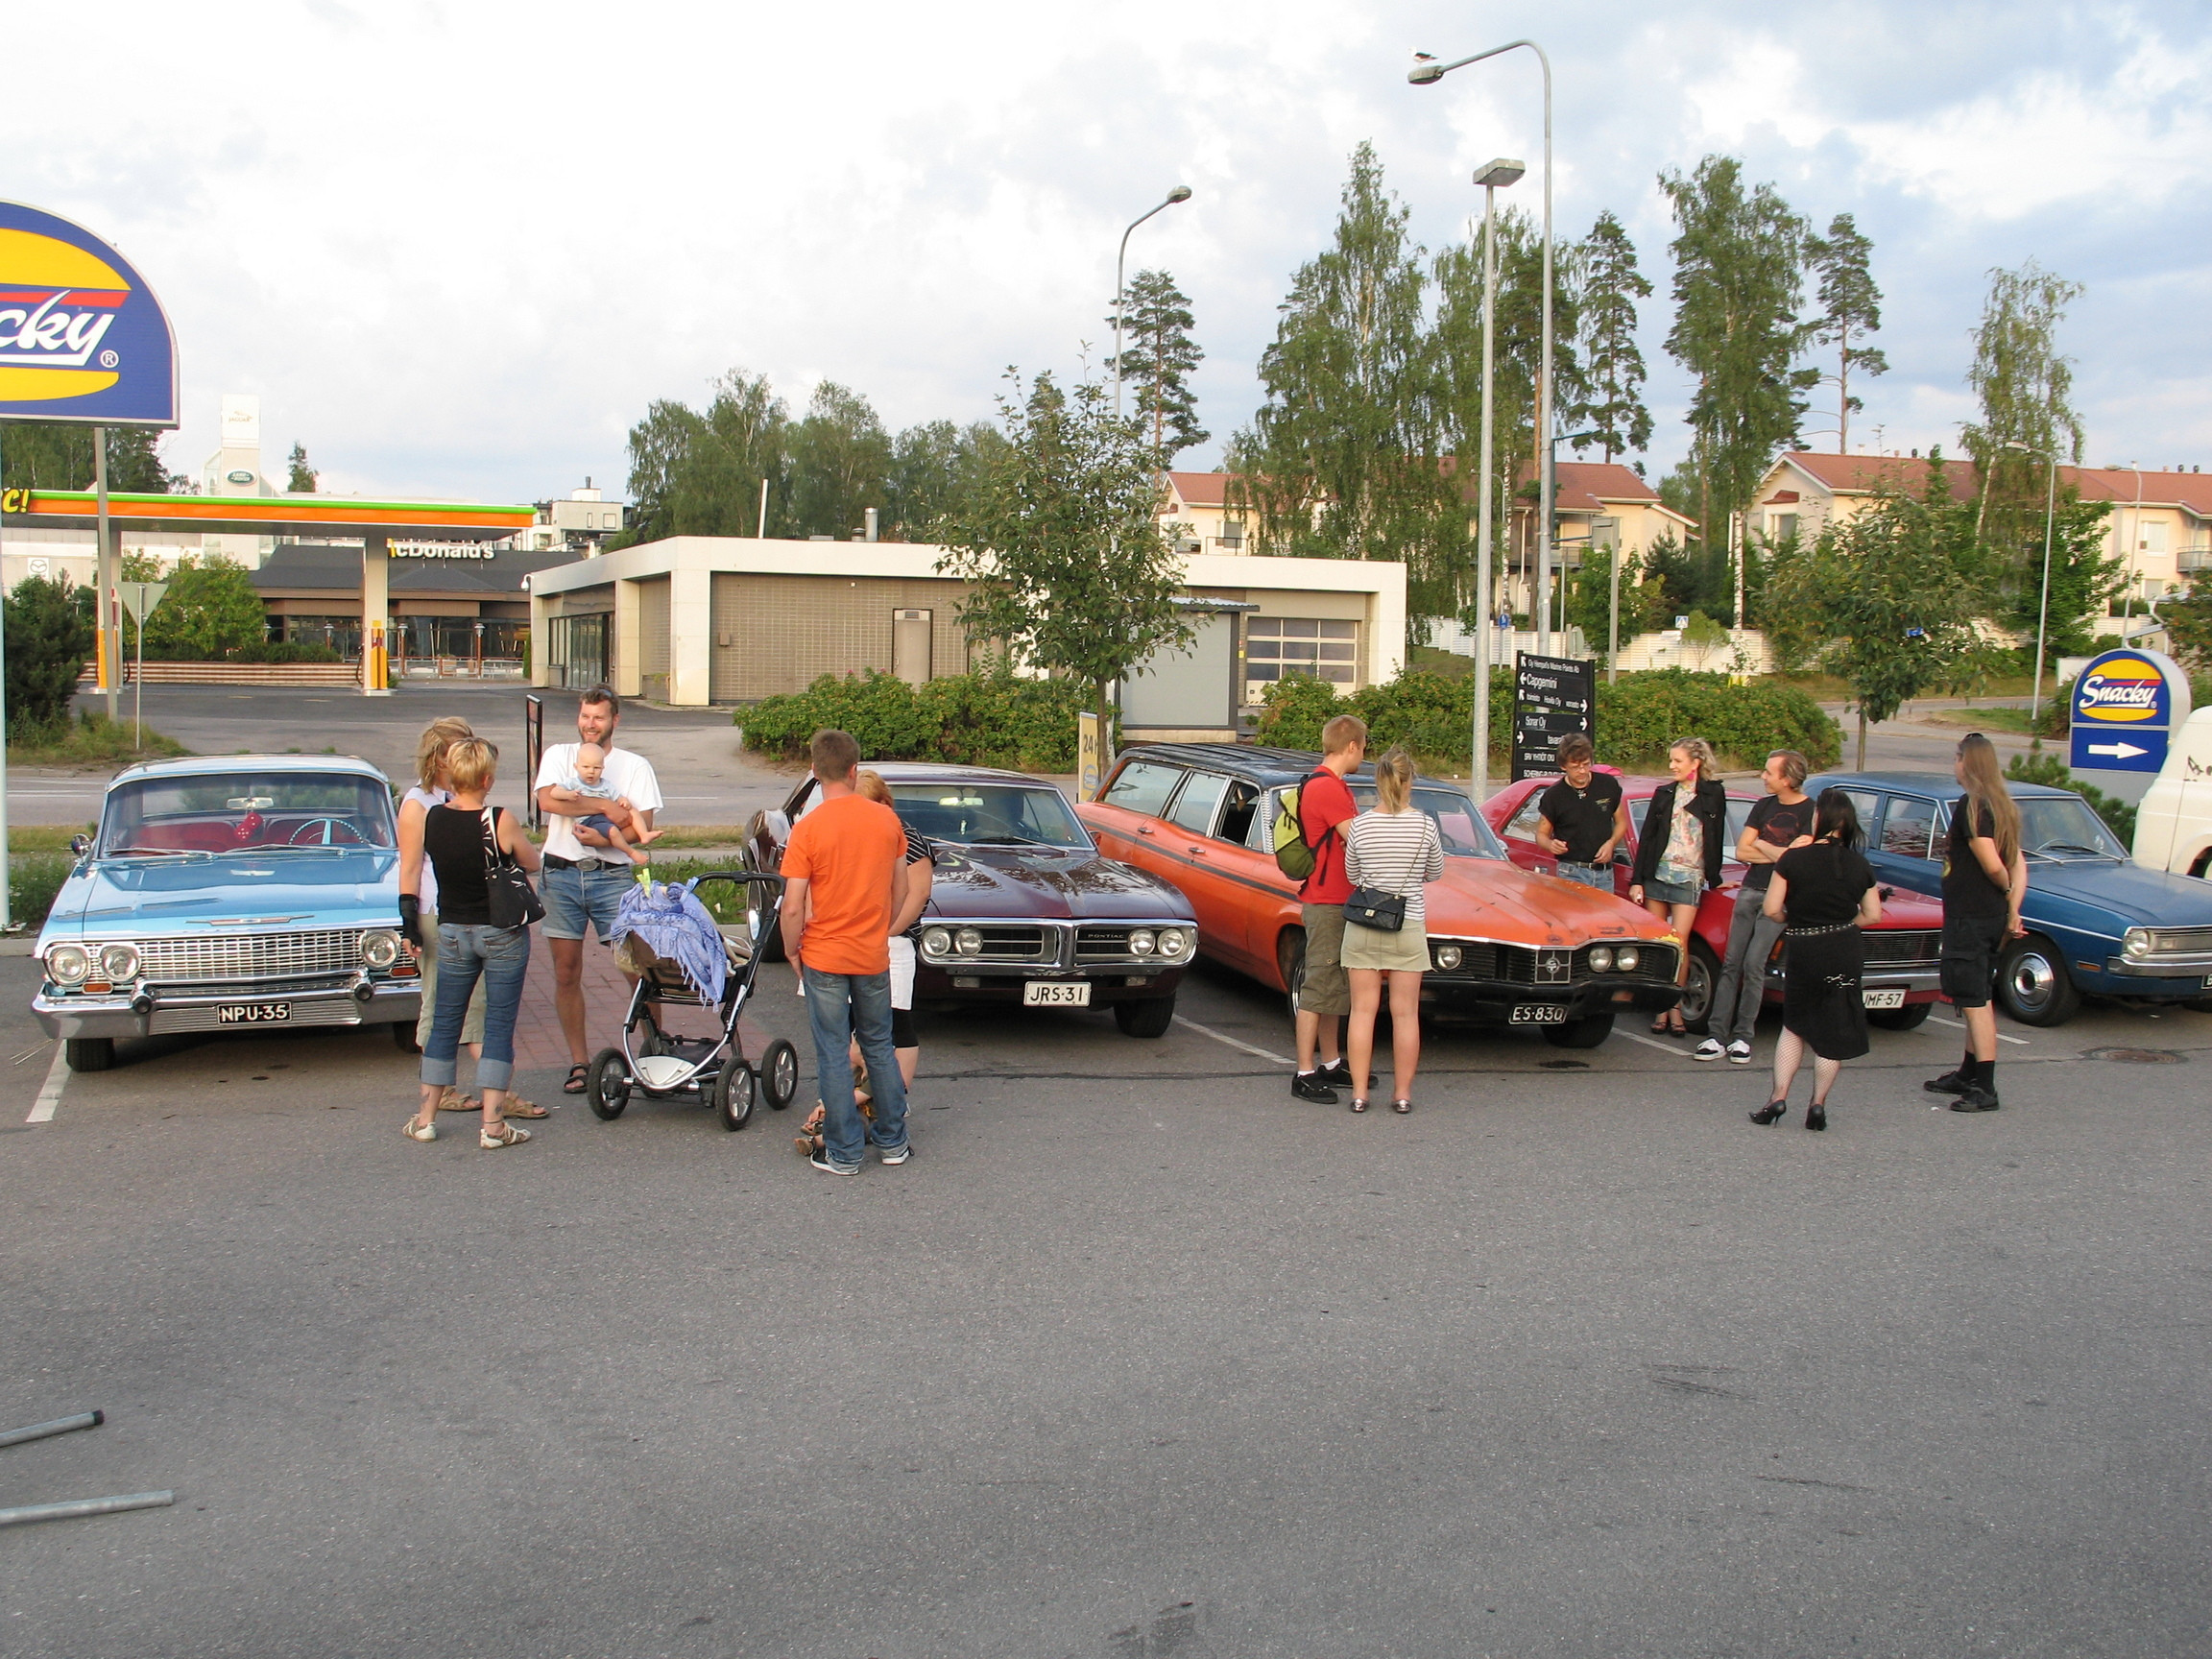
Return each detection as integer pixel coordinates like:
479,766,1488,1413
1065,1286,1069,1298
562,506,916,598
1076,744,1683,1048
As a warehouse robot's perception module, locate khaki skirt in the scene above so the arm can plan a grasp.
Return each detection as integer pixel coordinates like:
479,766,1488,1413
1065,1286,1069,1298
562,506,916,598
1339,914,1431,974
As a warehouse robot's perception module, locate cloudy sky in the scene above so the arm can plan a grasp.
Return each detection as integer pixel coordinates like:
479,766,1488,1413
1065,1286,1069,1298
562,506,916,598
11,0,2207,506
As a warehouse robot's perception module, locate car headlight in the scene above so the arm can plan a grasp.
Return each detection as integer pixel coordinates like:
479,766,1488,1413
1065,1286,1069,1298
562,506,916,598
359,929,401,971
46,944,89,985
1433,944,1463,971
955,927,983,956
1587,946,1614,974
1157,928,1190,958
99,943,141,981
923,927,951,957
1129,928,1157,956
2122,927,2151,960
1615,946,1640,974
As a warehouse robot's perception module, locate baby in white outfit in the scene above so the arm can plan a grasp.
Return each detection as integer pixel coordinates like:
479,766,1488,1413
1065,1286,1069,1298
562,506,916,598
565,743,662,865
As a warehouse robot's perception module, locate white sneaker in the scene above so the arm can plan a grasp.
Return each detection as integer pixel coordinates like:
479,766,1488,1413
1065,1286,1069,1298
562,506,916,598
1692,1039,1724,1061
1726,1040,1753,1065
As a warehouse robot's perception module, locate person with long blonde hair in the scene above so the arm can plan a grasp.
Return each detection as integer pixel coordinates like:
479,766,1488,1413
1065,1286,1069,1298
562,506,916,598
1627,735,1728,1037
1926,733,2027,1113
1339,747,1443,1115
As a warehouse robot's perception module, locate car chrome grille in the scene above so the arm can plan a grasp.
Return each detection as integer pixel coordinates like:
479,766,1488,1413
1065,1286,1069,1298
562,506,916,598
135,929,364,982
961,926,1052,964
1430,941,1677,985
1075,926,1134,962
152,1001,368,1035
1863,928,1942,966
2148,926,2212,955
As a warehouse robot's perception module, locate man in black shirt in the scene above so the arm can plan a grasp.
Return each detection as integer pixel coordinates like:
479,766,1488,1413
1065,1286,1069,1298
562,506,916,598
1536,733,1628,893
1695,750,1812,1064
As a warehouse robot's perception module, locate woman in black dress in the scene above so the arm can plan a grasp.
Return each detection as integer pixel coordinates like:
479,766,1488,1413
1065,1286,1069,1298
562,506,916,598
1750,789,1883,1130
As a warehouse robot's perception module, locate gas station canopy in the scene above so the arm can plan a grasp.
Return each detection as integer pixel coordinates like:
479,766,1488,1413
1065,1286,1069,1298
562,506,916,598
1,489,535,541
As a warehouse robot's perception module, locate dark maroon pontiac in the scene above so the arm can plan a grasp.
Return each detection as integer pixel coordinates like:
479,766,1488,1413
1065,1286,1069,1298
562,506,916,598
744,764,1197,1037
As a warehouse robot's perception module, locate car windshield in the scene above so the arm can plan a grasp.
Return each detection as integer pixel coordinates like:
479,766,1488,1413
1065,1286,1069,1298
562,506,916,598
98,772,397,855
1348,784,1505,860
2014,795,2128,859
889,782,1092,851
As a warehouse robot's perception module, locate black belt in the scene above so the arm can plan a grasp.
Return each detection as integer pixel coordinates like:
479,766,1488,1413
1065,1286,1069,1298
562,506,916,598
1785,921,1860,937
544,854,622,871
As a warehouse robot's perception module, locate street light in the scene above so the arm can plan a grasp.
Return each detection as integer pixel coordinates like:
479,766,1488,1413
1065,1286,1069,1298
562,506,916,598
2002,440,2061,725
1467,156,1524,804
1112,185,1194,421
1411,39,1557,650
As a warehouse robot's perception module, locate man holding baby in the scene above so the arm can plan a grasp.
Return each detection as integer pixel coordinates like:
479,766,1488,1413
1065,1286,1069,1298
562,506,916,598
535,685,665,1095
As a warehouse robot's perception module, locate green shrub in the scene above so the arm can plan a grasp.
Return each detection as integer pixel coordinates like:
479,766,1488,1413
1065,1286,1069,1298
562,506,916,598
7,709,187,767
2005,750,2137,845
738,669,1117,772
225,639,345,664
9,851,77,929
4,574,95,736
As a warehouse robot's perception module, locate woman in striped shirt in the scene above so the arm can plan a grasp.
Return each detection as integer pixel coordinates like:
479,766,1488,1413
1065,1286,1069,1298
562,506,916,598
1341,747,1445,1115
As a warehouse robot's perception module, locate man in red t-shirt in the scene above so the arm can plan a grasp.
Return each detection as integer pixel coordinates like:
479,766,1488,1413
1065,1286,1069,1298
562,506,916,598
780,728,913,1174
1292,712,1366,1103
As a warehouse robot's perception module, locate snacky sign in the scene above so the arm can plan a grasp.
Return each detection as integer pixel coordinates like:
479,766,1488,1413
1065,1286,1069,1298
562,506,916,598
0,203,178,427
2070,648,2192,781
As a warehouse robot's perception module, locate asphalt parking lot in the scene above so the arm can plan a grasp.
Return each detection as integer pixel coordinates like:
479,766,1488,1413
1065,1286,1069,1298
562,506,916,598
4,943,2207,1658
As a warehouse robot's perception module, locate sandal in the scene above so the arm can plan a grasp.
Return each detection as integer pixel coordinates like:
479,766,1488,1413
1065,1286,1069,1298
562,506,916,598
480,1121,532,1149
436,1087,480,1114
563,1063,589,1095
1649,1014,1672,1034
501,1095,549,1119
796,1102,828,1158
402,1117,437,1142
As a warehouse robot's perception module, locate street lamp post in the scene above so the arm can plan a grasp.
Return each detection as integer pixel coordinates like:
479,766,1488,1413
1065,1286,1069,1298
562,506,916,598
2003,440,2062,725
1469,157,1524,804
1112,186,1193,422
1412,39,1555,650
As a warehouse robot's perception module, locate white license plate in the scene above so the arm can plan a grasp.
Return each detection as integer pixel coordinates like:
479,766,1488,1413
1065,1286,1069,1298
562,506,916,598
216,1002,292,1025
1862,989,1907,1010
1509,1003,1567,1024
1022,982,1092,1007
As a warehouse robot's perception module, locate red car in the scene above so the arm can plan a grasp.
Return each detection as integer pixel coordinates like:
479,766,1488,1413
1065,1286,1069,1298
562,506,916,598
1482,772,1947,1032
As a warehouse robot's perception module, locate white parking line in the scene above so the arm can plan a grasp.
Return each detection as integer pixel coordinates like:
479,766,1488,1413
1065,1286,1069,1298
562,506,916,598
27,1045,67,1123
1927,1014,2029,1046
1620,1030,1692,1056
1171,1016,1295,1066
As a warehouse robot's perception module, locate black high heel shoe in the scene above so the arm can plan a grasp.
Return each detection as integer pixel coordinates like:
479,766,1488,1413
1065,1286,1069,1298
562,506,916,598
1805,1102,1827,1132
1749,1098,1789,1125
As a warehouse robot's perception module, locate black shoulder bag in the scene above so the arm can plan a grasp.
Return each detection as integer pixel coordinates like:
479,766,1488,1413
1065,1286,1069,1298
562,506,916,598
480,807,546,929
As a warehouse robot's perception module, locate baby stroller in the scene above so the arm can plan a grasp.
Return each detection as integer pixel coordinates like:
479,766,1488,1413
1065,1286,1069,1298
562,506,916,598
584,871,801,1132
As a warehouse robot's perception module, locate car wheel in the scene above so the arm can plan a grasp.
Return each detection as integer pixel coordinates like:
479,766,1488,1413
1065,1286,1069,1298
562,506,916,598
715,1060,757,1132
1543,1011,1615,1049
1678,938,1721,1034
1279,929,1307,1022
64,1037,114,1072
1114,996,1176,1039
1868,1000,1935,1031
758,1038,800,1110
1994,934,2080,1027
390,1022,421,1054
586,1046,632,1120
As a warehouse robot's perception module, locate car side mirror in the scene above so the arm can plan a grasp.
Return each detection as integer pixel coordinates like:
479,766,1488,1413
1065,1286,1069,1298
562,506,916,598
69,834,91,858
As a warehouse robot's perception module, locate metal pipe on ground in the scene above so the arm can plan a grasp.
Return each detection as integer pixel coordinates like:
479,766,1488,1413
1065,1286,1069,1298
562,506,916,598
0,1409,104,1449
0,1491,174,1529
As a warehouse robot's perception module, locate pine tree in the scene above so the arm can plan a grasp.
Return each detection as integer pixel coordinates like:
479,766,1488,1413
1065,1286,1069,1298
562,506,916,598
0,424,178,493
1576,210,1652,467
286,442,318,493
1106,269,1208,463
1806,213,1887,454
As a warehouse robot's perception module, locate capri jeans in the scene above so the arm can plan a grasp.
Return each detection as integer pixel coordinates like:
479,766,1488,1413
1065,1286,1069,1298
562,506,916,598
421,923,531,1094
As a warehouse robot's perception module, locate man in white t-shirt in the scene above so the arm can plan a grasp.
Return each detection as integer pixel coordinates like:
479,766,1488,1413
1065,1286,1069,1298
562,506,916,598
533,685,665,1093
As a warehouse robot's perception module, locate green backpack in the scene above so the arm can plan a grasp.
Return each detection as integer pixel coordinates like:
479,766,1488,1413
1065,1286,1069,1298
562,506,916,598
1273,778,1320,880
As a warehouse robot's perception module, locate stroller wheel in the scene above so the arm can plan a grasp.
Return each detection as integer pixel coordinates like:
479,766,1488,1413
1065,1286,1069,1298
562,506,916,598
586,1048,632,1120
715,1060,757,1133
760,1039,800,1111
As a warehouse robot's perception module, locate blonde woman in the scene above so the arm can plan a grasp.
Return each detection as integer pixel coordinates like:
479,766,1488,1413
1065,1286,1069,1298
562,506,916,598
399,738,543,1148
1628,736,1727,1037
1926,733,2028,1113
1340,747,1444,1116
396,720,543,1120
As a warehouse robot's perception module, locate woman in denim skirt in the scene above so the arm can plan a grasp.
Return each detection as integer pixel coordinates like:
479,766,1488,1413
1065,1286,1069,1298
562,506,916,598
1627,736,1727,1036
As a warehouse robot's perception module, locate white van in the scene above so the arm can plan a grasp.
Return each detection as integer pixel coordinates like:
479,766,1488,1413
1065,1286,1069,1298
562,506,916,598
2134,705,2212,879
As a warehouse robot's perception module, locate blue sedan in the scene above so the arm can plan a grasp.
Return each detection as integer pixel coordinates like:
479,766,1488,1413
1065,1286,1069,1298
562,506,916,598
1806,770,2212,1025
33,755,421,1070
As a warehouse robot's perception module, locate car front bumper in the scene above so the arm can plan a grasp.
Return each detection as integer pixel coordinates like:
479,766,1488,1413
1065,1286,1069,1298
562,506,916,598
33,978,421,1041
2094,957,2212,997
1418,972,1681,1021
914,963,1187,1004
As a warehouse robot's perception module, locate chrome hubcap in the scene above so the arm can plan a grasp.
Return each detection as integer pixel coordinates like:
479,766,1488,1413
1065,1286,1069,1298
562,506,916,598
2008,950,2056,1007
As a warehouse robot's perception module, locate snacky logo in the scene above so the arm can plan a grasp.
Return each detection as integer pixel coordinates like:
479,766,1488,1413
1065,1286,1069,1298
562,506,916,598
0,203,177,426
2075,658,2167,725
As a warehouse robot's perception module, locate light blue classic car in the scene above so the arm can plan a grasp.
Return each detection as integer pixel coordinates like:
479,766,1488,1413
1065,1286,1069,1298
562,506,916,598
34,755,421,1071
1808,770,2212,1026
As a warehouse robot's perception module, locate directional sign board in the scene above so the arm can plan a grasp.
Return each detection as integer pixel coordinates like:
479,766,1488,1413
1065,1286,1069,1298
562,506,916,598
1512,652,1596,782
2069,647,2192,805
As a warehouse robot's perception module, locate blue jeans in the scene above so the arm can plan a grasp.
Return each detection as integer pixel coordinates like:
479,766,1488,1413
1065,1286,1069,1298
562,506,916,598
541,862,631,942
1554,860,1616,892
421,923,530,1093
803,964,906,1168
1712,883,1786,1046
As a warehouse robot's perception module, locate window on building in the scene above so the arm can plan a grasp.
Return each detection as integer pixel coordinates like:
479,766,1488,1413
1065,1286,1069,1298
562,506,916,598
2139,521,2169,555
1244,617,1358,699
1769,513,1800,541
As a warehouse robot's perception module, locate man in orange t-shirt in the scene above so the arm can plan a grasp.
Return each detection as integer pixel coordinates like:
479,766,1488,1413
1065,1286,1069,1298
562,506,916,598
780,728,912,1174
